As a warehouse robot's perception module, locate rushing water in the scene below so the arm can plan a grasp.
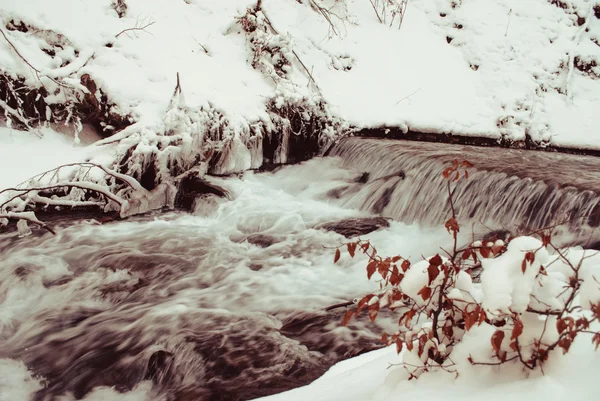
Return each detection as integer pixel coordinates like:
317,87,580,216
0,157,454,401
329,137,600,244
2,138,599,401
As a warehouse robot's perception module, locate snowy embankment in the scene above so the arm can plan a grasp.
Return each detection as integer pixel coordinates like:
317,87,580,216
2,0,600,154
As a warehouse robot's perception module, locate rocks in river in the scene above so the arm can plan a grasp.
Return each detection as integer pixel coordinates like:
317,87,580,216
175,172,230,211
317,217,390,238
245,233,277,248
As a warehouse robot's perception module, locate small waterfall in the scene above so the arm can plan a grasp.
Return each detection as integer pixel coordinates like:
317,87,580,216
329,138,600,238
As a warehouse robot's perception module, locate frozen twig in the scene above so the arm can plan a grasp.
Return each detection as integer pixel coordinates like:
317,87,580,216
115,17,156,38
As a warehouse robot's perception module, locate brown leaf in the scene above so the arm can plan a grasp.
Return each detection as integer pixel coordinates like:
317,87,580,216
464,170,469,180
361,242,370,252
341,310,354,326
334,248,341,263
480,246,491,259
593,333,600,350
465,311,477,331
396,338,404,354
429,254,443,267
445,217,460,234
525,251,535,263
378,260,390,279
368,305,379,322
556,317,575,334
510,341,518,352
357,294,374,314
453,171,460,182
390,265,401,286
399,309,416,327
392,256,402,263
381,332,389,344
541,233,551,247
442,324,454,339
491,330,505,355
347,242,357,258
511,318,524,340
576,318,590,330
427,264,440,286
461,160,474,168
418,286,432,301
478,308,487,325
401,260,411,272
521,259,527,274
462,249,473,260
367,261,377,280
442,167,454,179
559,337,572,354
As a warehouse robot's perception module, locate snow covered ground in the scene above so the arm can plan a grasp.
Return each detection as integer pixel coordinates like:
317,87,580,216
1,0,599,148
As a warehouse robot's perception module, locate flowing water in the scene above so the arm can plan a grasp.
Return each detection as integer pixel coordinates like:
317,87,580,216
329,137,600,243
1,138,599,401
0,157,454,401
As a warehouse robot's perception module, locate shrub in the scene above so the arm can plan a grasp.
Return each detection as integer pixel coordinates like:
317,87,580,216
336,159,600,377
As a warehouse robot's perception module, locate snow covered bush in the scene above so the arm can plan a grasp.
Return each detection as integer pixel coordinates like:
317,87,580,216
235,3,347,164
367,0,409,28
337,160,600,378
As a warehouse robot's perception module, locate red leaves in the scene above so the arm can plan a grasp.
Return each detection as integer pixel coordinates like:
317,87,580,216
429,254,443,267
491,330,506,361
445,217,459,234
427,264,440,286
368,304,379,322
593,333,600,350
401,259,411,272
389,265,402,286
334,248,341,263
347,242,357,258
464,306,486,331
541,233,552,247
442,159,473,181
557,317,575,334
558,337,572,354
341,310,354,326
521,251,536,274
418,286,432,301
399,309,416,327
479,246,491,259
367,261,377,280
396,338,404,354
511,318,524,340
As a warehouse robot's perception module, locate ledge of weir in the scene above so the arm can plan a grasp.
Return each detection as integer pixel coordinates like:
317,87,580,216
329,127,600,158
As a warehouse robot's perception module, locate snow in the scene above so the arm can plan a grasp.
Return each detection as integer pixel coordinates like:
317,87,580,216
0,126,101,188
1,0,599,152
259,323,600,401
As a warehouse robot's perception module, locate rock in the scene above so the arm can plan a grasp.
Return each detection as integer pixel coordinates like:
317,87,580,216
175,172,230,211
317,217,390,238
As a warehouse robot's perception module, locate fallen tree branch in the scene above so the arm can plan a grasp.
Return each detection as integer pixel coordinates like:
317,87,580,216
0,211,56,235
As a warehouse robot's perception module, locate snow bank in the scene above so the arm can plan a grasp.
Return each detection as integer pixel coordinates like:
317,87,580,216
1,0,599,168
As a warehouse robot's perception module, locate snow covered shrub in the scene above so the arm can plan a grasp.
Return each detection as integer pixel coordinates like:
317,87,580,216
0,23,131,138
236,4,348,164
336,160,600,377
367,0,409,28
